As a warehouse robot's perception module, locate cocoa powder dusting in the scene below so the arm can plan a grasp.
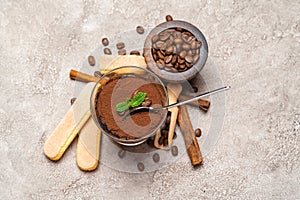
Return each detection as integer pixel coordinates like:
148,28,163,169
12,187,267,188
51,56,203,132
95,76,165,140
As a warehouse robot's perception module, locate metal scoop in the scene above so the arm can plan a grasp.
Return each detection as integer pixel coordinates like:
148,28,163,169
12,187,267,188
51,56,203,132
124,86,230,118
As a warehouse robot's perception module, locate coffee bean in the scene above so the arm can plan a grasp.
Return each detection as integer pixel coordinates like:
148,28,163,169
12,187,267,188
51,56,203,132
182,43,190,50
164,55,173,64
171,55,177,64
156,60,165,69
183,31,193,37
174,31,182,38
176,27,183,32
118,49,126,55
130,50,140,56
137,162,145,172
116,42,125,49
153,153,160,163
195,128,202,137
161,123,167,130
195,40,202,48
155,41,165,49
88,55,95,66
179,64,186,69
185,55,193,63
157,50,164,60
70,98,76,105
164,66,172,71
152,35,159,43
118,150,126,158
171,67,178,73
102,38,109,46
179,50,187,58
165,46,173,55
104,48,112,55
158,136,164,145
187,62,193,68
153,53,158,61
193,86,198,93
176,43,182,53
167,28,176,34
171,146,178,156
174,38,183,45
174,62,179,69
178,57,185,64
193,54,200,63
136,26,144,34
163,138,168,146
190,41,197,49
166,15,173,21
94,71,102,79
141,99,152,107
173,132,177,139
161,130,168,138
159,32,170,41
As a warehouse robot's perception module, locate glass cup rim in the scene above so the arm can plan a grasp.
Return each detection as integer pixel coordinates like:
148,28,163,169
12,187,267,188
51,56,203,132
90,65,169,144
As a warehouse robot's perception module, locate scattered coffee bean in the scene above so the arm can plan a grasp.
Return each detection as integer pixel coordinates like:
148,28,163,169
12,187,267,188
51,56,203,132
104,48,112,55
136,26,144,34
153,153,160,163
161,123,168,131
116,42,125,49
166,115,171,124
195,128,202,137
166,15,173,21
137,162,145,172
158,136,164,145
130,50,140,56
171,145,178,156
173,131,177,139
94,71,102,79
118,150,126,158
193,86,198,93
102,37,109,46
161,130,168,138
70,98,76,105
88,55,95,66
163,138,168,146
118,49,126,55
141,99,152,107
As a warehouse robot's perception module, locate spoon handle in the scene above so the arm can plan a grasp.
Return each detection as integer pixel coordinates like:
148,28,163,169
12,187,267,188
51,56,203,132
160,86,230,110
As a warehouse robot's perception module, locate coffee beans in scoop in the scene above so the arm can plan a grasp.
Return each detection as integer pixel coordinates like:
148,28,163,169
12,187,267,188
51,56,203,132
151,28,201,73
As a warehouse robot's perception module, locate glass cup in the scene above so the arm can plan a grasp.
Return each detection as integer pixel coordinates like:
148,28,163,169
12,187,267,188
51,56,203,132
90,66,168,146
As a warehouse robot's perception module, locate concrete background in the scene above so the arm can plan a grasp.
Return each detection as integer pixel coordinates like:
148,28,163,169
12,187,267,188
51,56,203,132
0,0,299,199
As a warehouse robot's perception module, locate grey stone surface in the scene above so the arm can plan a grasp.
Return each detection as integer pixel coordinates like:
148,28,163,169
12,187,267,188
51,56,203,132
0,0,299,199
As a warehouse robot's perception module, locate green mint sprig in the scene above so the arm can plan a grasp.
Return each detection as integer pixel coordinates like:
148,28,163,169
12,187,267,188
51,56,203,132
116,92,146,113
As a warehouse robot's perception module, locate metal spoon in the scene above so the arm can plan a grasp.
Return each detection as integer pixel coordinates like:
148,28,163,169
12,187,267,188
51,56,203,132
124,86,230,118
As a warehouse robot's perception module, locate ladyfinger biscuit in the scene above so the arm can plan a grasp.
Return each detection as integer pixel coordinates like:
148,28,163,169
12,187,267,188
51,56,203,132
76,117,101,171
43,83,95,161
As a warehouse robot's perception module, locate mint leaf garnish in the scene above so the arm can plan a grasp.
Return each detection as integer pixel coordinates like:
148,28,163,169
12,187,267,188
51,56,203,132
116,92,147,113
131,92,146,107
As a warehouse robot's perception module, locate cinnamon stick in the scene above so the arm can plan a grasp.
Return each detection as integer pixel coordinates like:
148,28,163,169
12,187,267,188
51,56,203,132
177,104,203,166
179,95,210,112
70,69,99,83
